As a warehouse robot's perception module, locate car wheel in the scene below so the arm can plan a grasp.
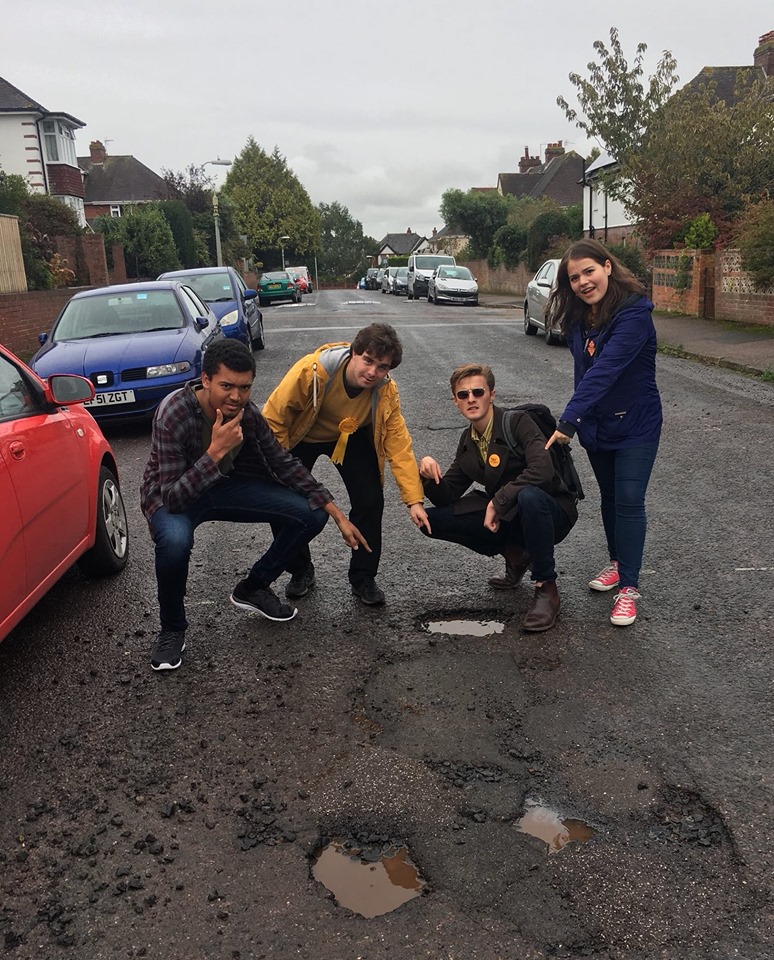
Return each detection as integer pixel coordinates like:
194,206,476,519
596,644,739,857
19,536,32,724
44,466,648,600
433,291,440,304
524,301,538,336
78,465,129,577
545,320,560,346
252,315,265,351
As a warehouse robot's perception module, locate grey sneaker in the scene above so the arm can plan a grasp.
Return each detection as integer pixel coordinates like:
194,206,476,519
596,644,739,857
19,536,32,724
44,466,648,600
230,580,297,621
151,630,186,671
285,564,316,599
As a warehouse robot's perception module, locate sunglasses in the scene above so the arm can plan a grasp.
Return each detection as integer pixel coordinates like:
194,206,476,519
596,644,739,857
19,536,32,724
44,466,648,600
455,388,487,400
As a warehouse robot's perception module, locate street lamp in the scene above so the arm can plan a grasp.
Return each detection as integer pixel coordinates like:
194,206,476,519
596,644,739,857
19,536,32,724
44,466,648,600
203,158,232,266
279,235,290,271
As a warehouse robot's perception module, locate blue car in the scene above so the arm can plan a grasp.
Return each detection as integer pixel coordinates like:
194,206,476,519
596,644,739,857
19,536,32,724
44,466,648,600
30,281,223,421
158,266,264,350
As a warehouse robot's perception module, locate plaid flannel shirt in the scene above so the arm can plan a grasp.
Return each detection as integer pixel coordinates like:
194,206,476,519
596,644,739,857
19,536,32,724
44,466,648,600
140,383,333,521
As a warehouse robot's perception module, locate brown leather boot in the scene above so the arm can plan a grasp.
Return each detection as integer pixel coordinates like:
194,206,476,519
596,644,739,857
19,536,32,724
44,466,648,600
488,545,531,589
521,580,560,632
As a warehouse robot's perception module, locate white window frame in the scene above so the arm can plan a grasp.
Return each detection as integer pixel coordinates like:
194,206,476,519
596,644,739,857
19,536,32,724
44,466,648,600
110,205,122,218
41,119,78,166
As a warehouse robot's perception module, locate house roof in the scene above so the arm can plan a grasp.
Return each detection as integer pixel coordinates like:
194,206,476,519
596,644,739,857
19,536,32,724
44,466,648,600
432,223,466,240
0,76,85,126
681,64,768,106
499,151,585,205
376,231,423,255
77,154,168,203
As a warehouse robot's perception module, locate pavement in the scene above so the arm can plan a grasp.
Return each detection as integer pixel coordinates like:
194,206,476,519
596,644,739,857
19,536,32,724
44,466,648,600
479,293,774,377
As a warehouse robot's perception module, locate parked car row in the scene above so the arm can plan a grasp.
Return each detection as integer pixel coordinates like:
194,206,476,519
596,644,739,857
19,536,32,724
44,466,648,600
524,258,564,344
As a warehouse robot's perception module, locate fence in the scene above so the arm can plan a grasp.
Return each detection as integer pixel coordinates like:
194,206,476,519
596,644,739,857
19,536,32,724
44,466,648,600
0,215,26,293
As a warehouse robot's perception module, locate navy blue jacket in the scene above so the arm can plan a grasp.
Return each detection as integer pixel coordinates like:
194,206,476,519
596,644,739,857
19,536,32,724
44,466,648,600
558,294,662,452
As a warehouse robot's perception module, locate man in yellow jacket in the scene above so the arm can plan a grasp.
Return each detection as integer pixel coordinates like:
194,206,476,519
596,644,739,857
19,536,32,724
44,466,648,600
263,323,430,605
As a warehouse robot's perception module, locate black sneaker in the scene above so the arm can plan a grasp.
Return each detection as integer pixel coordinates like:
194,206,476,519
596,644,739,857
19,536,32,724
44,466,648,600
285,564,316,599
351,578,386,606
151,630,186,671
230,580,297,621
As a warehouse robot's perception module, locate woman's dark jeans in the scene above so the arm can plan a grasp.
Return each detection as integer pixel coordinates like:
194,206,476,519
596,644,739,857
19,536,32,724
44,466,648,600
586,443,659,590
424,485,574,583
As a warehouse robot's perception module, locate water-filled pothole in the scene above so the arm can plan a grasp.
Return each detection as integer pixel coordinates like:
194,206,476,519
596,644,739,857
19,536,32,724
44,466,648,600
312,838,426,917
422,619,505,637
517,802,596,853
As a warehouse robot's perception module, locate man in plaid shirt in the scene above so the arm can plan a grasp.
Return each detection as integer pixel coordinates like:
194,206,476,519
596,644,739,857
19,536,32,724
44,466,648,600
140,339,368,671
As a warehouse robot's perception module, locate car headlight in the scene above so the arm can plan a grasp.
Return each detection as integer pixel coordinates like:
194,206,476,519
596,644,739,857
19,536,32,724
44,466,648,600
146,361,192,378
219,310,239,327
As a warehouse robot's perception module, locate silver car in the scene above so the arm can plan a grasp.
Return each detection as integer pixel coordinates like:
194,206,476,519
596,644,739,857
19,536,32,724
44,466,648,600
381,267,399,294
523,259,564,344
427,265,479,306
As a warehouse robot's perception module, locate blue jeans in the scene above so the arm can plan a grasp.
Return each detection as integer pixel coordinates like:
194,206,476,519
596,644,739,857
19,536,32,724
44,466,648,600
149,477,328,632
424,486,575,583
586,443,659,590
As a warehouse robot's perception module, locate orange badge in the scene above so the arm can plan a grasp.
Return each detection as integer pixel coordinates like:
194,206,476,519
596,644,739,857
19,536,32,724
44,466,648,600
488,453,501,468
587,339,596,357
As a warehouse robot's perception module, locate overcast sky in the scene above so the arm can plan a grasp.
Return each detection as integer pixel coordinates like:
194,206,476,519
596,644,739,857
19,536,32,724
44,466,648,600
4,0,771,242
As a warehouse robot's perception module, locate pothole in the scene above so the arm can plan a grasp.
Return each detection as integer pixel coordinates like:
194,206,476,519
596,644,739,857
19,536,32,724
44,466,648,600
311,837,426,917
517,801,596,853
421,619,505,637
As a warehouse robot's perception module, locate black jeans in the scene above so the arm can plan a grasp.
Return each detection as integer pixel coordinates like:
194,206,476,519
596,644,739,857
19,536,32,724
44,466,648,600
424,485,574,582
271,427,383,585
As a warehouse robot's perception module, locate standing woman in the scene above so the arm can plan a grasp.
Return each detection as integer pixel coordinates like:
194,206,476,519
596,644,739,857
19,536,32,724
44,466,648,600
545,239,662,626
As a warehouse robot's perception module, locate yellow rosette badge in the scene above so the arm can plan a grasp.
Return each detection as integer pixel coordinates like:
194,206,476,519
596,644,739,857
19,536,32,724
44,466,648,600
488,453,501,468
331,417,359,464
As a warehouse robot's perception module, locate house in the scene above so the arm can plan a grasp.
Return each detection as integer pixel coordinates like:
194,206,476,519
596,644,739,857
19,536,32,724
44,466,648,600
497,142,584,207
427,224,470,257
77,140,168,222
0,76,86,226
583,30,774,243
373,229,425,263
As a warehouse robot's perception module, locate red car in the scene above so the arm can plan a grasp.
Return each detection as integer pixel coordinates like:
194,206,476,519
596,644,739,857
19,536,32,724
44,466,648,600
286,268,309,294
0,344,129,643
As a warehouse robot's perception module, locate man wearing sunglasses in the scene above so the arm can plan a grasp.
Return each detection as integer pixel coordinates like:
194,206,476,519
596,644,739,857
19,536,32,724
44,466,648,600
418,363,577,632
263,323,430,606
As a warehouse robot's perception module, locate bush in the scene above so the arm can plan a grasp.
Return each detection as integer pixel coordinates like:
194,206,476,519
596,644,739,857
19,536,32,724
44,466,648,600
527,210,580,270
121,207,180,278
492,224,527,269
736,200,774,291
682,213,718,250
606,242,648,283
158,199,197,268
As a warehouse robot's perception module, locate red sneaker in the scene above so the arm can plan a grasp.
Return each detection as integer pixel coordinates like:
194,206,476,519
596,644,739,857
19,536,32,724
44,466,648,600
610,587,640,626
589,561,620,592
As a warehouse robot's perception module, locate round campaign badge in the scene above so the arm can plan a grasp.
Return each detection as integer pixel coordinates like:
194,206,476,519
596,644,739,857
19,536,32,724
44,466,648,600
488,453,501,467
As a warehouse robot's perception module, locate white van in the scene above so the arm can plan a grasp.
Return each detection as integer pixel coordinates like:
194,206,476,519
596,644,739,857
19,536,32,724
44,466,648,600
407,254,456,300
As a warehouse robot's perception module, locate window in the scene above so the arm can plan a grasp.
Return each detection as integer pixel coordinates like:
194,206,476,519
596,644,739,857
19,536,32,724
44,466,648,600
41,119,77,166
0,354,41,421
110,205,122,218
53,195,86,227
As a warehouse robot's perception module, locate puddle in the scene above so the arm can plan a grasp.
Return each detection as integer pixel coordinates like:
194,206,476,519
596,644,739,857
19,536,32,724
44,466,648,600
517,802,596,853
423,619,505,637
312,839,426,917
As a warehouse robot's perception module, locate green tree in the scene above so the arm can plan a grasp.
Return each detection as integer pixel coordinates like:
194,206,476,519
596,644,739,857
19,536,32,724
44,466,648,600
439,189,509,260
121,207,180,278
491,224,527,268
557,27,679,197
527,208,583,270
627,73,774,248
221,138,320,267
0,170,29,215
736,199,774,290
160,164,215,215
317,201,375,281
158,199,197,268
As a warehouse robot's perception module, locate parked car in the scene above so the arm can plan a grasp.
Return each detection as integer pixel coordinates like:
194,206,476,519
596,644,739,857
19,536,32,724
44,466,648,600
427,265,479,306
258,271,301,306
407,254,456,299
158,266,264,350
392,266,408,296
0,343,129,643
358,277,366,289
285,267,309,294
30,281,223,421
524,259,564,344
365,268,380,290
287,265,313,292
381,267,399,294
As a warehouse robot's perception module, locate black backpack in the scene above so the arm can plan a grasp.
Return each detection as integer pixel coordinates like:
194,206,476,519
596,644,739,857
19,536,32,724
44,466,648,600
500,403,585,502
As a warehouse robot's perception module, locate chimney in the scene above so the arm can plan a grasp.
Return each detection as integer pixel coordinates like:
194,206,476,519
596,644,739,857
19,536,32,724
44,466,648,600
89,140,106,164
407,227,412,233
432,227,437,236
518,146,541,173
544,141,565,163
754,30,774,77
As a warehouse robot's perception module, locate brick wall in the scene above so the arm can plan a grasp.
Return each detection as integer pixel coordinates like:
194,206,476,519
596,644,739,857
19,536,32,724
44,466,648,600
651,250,713,316
46,164,85,197
715,249,774,327
53,234,110,287
458,260,531,296
0,288,92,358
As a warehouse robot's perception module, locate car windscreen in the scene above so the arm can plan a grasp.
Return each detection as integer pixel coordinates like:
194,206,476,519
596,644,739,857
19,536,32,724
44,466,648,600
263,272,290,282
414,256,454,270
53,290,185,341
173,273,234,302
396,267,408,277
438,267,473,280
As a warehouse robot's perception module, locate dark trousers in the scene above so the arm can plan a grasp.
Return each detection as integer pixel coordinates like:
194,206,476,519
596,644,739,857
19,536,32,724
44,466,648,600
149,476,329,632
586,442,659,590
424,485,574,582
272,427,383,585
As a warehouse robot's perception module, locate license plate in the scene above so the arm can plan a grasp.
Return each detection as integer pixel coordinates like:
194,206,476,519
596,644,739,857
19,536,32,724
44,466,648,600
85,389,136,407
268,283,281,290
